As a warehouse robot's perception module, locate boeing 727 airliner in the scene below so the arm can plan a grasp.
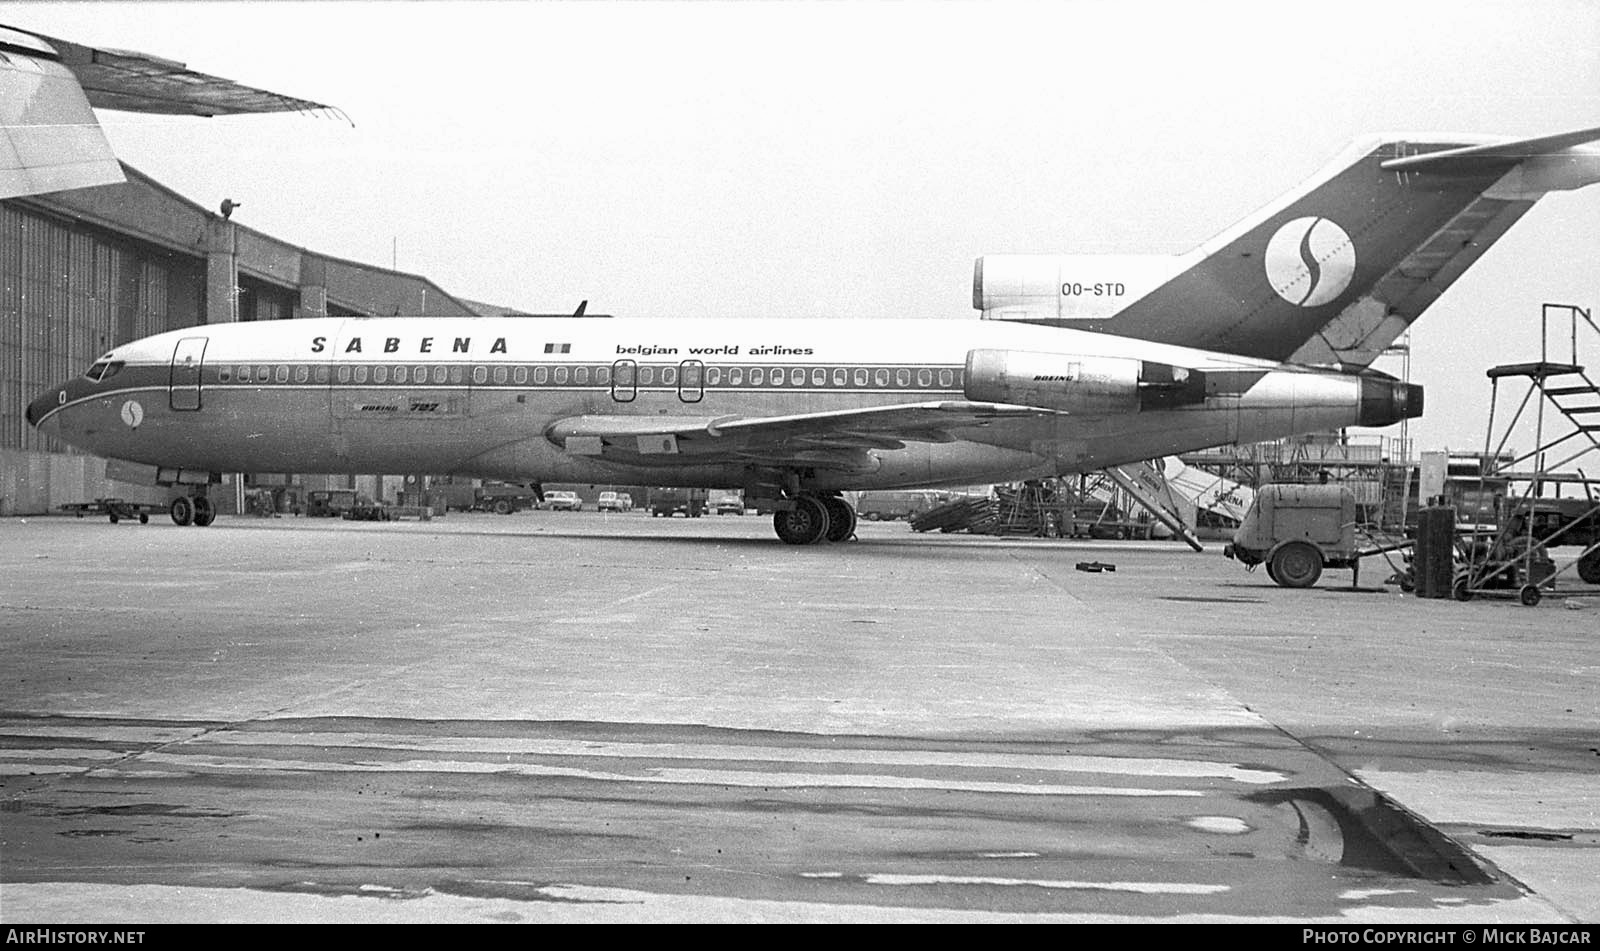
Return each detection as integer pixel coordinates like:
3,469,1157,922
27,126,1600,543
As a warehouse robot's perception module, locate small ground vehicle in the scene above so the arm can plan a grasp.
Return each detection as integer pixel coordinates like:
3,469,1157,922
344,497,393,521
307,489,389,520
543,490,583,511
306,489,357,517
57,498,161,524
708,490,744,515
1451,495,1599,604
856,490,940,521
1224,484,1366,588
597,491,632,512
648,487,707,517
1515,497,1600,584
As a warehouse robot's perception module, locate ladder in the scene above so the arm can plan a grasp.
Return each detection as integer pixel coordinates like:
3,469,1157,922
1458,304,1600,604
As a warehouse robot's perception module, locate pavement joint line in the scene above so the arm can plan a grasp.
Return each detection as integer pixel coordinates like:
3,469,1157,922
1232,701,1544,908
1005,551,1090,609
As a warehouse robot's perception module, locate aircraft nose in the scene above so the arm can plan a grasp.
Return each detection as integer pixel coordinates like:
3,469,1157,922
26,388,60,431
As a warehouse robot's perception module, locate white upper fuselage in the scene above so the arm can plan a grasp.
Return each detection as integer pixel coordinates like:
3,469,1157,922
119,314,1283,372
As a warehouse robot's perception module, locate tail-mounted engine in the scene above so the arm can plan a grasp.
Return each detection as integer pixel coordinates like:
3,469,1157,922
964,349,1206,413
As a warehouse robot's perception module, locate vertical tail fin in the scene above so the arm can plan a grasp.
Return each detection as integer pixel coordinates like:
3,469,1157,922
991,127,1600,367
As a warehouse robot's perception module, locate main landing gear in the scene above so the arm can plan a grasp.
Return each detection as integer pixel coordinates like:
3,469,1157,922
169,493,216,527
772,494,857,545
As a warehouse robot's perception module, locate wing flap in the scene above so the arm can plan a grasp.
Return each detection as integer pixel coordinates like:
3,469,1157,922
547,402,1062,469
22,29,339,117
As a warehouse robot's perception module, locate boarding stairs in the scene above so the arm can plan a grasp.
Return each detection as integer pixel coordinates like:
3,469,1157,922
1458,304,1600,603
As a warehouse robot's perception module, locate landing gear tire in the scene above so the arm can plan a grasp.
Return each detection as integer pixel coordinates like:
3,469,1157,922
192,496,216,527
1578,549,1600,585
821,497,857,542
773,496,830,545
1270,542,1322,588
170,496,194,527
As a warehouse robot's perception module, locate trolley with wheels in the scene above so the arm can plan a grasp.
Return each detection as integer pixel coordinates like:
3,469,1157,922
57,498,163,525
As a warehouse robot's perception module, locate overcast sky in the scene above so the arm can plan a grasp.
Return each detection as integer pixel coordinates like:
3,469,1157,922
12,0,1600,455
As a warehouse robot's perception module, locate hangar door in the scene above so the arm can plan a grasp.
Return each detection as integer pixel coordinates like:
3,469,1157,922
169,336,208,411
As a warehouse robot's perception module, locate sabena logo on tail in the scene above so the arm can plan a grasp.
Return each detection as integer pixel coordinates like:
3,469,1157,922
1263,216,1356,307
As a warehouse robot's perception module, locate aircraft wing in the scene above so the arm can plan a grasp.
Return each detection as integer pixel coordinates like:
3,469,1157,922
547,402,1063,472
0,26,124,198
19,28,337,117
1,24,339,200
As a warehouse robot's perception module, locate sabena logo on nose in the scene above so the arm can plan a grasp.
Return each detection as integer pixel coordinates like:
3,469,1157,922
1264,216,1356,307
120,400,144,428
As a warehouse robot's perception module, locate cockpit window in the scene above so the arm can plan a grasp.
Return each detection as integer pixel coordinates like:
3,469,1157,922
84,360,125,382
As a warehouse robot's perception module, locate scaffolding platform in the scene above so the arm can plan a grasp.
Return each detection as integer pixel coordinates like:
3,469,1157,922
1455,303,1600,605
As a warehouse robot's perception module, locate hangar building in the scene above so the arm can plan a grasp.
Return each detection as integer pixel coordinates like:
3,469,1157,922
1,164,508,516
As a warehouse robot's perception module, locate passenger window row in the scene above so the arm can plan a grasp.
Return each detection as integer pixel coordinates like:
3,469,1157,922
211,363,962,390
216,364,466,385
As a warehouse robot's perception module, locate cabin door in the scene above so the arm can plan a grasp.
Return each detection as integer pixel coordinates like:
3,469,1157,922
169,336,208,411
611,359,637,402
678,360,704,403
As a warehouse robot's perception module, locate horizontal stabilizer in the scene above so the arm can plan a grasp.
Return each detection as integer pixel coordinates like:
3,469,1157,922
1380,125,1600,173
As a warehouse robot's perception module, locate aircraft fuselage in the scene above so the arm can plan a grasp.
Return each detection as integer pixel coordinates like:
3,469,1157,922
28,315,1418,496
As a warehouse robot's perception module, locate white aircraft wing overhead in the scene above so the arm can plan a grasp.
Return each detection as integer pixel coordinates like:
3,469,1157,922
548,402,1063,471
0,26,123,198
19,27,338,117
0,24,341,200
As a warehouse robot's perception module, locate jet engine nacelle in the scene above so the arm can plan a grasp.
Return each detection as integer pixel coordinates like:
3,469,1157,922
964,349,1206,414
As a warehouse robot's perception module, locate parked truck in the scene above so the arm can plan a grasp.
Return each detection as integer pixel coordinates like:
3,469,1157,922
432,481,539,514
648,486,707,517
